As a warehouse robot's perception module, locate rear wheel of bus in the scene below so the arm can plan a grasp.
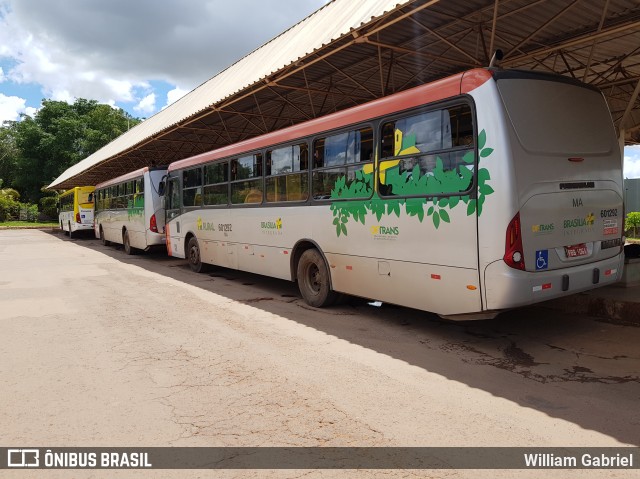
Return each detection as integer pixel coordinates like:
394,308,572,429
297,248,338,308
123,230,136,255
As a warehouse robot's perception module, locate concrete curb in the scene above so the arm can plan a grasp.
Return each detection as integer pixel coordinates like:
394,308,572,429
543,286,640,327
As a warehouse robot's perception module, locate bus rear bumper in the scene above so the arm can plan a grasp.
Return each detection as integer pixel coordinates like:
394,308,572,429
73,223,94,231
483,253,625,311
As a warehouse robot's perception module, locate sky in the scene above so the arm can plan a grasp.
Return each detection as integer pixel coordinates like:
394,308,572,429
0,0,326,119
0,0,639,178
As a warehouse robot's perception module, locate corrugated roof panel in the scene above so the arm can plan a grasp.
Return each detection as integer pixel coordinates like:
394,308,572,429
50,0,411,188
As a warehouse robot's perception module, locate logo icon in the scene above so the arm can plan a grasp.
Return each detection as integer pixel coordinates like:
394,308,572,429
535,250,548,271
563,213,594,229
531,223,554,235
8,449,39,468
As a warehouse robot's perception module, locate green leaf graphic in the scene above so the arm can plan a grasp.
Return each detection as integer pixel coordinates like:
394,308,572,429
467,199,477,216
432,211,441,229
480,148,494,158
327,130,495,236
478,130,486,150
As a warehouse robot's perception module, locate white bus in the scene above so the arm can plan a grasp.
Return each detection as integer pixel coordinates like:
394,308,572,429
94,166,167,254
58,186,95,238
163,68,624,319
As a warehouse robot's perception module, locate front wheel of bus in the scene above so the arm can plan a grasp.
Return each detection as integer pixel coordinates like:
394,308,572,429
297,249,338,308
100,227,110,246
187,236,208,273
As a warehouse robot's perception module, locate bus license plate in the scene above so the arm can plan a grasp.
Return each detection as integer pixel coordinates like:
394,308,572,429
565,243,588,258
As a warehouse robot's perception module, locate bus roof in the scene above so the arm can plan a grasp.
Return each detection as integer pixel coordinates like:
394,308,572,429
168,68,493,172
58,186,95,198
95,166,166,189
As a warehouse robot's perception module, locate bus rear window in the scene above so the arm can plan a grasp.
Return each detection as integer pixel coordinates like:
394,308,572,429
497,78,615,156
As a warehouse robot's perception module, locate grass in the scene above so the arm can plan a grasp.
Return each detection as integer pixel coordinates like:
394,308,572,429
0,220,59,229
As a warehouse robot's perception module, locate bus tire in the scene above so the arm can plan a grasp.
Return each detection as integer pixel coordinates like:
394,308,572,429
100,227,110,246
187,236,208,273
297,248,338,308
123,230,136,255
68,222,74,239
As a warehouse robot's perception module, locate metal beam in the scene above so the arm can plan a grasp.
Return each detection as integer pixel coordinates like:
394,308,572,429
619,78,640,130
504,19,640,66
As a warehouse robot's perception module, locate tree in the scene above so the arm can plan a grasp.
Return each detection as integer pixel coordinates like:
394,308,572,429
0,125,19,187
0,179,20,221
1,98,140,203
38,186,58,220
626,212,640,238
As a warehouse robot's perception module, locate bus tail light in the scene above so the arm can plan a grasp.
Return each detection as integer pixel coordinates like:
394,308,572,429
150,214,158,233
504,212,525,270
75,212,81,223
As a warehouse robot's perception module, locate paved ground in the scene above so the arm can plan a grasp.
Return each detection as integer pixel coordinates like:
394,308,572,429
0,229,638,479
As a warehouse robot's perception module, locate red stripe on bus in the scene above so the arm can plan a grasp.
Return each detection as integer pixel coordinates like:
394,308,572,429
168,69,493,172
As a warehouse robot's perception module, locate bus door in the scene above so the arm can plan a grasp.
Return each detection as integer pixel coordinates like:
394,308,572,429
165,177,182,256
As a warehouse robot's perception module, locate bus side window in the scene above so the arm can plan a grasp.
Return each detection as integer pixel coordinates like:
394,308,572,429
182,167,203,207
266,143,309,203
230,154,263,205
203,161,229,206
312,126,373,200
378,104,475,197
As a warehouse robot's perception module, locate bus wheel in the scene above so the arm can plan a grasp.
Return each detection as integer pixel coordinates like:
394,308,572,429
297,249,337,308
123,230,136,255
68,222,74,239
100,227,110,246
187,236,208,273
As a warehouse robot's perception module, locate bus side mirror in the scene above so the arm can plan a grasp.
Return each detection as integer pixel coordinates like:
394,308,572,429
158,181,165,196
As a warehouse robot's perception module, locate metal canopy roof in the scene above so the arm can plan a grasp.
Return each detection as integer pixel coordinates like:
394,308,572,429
50,0,640,189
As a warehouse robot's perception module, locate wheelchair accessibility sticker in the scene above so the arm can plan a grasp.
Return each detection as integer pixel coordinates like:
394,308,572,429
536,250,548,270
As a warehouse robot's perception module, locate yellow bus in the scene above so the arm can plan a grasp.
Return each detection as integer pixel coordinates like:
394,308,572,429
58,186,95,238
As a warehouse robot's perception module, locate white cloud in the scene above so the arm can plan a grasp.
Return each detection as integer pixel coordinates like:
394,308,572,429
0,93,27,122
624,145,640,179
0,66,5,82
134,93,156,116
163,87,189,110
0,0,326,117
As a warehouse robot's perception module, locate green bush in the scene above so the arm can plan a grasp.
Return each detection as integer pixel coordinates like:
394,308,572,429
20,204,39,222
39,196,58,220
626,212,640,238
0,187,20,200
0,195,20,222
